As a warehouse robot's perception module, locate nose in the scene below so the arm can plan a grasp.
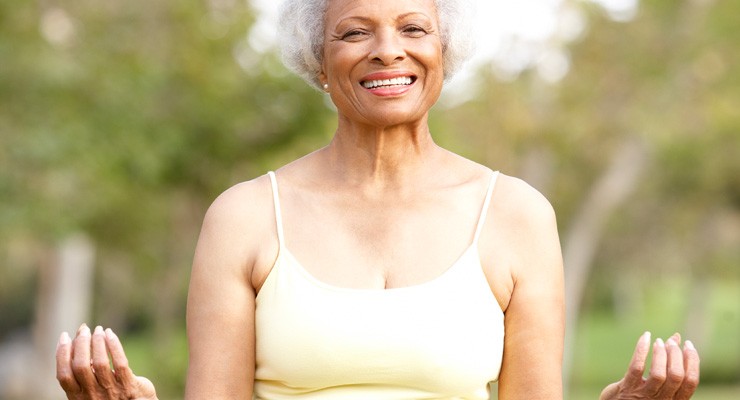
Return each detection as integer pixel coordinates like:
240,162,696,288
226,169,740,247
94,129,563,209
368,29,405,65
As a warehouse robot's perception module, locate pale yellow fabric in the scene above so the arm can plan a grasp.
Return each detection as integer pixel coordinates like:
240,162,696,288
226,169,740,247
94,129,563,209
254,171,504,399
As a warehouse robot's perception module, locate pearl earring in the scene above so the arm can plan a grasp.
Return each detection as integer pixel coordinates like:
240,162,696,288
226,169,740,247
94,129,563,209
323,83,329,92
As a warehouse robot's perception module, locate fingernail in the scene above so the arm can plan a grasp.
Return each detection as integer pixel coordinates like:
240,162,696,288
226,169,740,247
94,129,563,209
94,325,104,335
666,338,678,347
59,332,71,344
642,331,651,342
685,340,696,350
105,328,116,339
80,324,91,337
656,338,665,347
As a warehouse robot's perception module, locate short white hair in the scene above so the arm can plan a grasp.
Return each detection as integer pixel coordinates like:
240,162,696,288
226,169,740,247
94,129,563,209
277,0,475,90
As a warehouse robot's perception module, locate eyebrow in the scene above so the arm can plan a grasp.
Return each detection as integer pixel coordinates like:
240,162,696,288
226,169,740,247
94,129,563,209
334,12,433,29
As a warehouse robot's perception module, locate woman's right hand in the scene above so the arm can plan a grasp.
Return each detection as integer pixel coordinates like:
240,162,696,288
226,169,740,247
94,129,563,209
56,324,158,400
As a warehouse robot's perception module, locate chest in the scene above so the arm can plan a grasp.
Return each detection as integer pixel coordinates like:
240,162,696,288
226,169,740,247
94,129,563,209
280,188,483,289
253,247,505,399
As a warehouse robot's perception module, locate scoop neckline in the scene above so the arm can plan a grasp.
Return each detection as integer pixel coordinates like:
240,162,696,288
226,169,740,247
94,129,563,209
273,242,479,294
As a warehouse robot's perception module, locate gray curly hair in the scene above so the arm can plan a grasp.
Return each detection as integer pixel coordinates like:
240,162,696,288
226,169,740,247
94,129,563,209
277,0,475,90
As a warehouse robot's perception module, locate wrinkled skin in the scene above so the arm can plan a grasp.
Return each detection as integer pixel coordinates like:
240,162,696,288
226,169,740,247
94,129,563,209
600,332,700,400
56,325,157,400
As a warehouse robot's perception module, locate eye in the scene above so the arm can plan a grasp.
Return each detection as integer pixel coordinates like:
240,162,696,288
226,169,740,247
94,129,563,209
341,29,368,41
402,25,427,37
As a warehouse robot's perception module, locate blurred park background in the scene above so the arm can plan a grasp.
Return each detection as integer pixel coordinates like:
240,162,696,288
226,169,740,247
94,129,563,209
1,0,738,398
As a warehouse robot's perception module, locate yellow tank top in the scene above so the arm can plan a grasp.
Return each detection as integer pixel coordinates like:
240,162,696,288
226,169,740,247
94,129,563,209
254,171,504,399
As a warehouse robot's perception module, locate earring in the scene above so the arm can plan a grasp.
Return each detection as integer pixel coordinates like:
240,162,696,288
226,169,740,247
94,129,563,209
322,83,329,92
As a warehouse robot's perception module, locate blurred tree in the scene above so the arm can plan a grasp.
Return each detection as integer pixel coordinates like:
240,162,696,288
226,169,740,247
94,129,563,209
0,0,333,397
436,0,740,392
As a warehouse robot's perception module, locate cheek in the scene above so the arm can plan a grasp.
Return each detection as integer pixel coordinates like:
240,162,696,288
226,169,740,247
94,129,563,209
414,39,443,70
323,44,363,79
418,45,445,81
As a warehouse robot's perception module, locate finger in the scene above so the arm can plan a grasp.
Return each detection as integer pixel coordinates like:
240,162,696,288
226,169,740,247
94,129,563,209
644,338,667,395
669,332,682,346
599,382,620,400
105,328,138,388
91,326,116,389
71,324,98,388
137,376,158,397
623,331,651,388
675,340,700,400
656,337,685,397
56,331,82,394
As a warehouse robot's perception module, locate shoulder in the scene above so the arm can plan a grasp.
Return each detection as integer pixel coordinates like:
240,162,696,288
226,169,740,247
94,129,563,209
442,153,550,221
193,174,278,285
202,174,275,233
491,173,557,232
482,172,562,279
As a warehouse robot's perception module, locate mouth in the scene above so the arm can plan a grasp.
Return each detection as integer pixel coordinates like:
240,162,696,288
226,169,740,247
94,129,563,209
361,76,416,90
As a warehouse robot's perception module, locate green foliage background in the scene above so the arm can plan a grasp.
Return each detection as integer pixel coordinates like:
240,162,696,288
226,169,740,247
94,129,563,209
1,0,738,398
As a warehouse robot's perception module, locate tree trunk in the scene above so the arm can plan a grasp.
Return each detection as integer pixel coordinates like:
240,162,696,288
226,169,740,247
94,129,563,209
32,233,95,399
562,138,649,390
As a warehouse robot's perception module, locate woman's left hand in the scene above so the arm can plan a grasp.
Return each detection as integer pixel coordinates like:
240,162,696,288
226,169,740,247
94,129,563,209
600,332,700,399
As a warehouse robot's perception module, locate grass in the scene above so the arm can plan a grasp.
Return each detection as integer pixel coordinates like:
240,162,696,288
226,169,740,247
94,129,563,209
123,329,188,399
570,277,740,388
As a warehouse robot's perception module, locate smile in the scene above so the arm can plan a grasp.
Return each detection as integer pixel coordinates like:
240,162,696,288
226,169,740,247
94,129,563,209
361,76,415,89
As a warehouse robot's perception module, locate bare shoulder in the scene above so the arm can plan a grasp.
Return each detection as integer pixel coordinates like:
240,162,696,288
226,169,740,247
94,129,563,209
194,174,278,287
203,174,274,231
491,173,557,228
483,173,561,281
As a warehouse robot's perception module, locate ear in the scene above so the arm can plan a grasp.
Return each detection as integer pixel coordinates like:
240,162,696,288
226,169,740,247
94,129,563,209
318,68,328,87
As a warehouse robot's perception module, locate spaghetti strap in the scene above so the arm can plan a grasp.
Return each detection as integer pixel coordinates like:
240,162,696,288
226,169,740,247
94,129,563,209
267,171,285,246
473,170,500,243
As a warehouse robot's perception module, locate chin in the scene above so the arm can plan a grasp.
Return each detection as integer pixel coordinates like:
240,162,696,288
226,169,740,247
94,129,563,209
356,100,436,127
367,116,427,129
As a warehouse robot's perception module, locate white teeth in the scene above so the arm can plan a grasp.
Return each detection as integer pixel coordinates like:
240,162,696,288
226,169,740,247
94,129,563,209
362,76,413,89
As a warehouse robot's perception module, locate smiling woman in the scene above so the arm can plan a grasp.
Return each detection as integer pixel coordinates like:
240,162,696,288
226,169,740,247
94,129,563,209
55,0,700,399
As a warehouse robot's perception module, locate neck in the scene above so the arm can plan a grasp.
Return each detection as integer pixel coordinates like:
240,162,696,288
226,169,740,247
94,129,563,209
321,114,441,189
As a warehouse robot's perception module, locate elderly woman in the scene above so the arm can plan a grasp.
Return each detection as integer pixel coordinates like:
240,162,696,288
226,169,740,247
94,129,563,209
56,0,700,399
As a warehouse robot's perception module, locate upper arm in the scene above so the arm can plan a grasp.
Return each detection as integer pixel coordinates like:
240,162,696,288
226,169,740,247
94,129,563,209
491,177,565,399
184,178,273,400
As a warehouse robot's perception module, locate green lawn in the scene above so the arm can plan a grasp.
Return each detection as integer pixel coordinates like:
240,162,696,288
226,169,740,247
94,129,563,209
570,278,740,391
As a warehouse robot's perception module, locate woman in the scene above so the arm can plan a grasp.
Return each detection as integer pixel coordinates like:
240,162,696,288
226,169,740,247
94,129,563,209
56,0,700,398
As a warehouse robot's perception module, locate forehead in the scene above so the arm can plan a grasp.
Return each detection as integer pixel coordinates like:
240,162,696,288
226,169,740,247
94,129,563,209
325,0,438,24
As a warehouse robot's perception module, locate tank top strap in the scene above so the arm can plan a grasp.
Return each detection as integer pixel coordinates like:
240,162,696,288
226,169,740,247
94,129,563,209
473,170,500,243
267,171,285,246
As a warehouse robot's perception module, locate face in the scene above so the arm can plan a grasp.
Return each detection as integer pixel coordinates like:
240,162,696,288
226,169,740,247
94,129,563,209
320,0,444,127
